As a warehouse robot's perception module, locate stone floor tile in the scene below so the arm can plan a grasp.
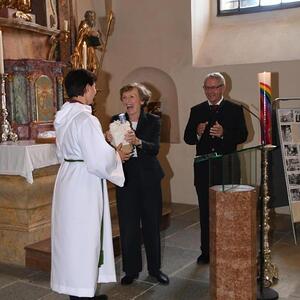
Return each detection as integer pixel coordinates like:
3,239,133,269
164,222,201,251
24,271,51,288
0,281,50,300
96,281,154,300
0,204,299,300
170,203,197,218
0,263,38,289
174,261,210,283
40,292,69,299
135,245,198,283
162,208,200,238
135,277,210,300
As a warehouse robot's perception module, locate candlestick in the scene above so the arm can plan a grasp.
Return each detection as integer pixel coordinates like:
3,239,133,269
258,72,272,145
257,72,279,293
1,74,18,142
82,41,87,69
0,30,4,74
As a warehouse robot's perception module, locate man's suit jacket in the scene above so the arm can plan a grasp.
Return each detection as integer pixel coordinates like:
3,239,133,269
112,110,164,184
184,99,248,156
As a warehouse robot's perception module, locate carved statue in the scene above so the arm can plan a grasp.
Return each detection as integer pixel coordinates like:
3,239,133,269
0,0,31,12
16,0,31,13
71,10,103,74
0,0,32,21
0,0,17,9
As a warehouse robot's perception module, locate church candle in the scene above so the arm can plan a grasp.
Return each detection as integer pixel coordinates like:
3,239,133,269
83,41,87,69
64,20,68,31
0,30,4,74
258,72,272,145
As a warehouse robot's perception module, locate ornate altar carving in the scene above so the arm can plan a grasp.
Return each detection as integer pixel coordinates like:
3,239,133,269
4,59,64,139
0,0,33,22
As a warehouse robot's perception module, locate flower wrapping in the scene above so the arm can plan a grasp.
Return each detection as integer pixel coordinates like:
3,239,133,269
109,120,132,153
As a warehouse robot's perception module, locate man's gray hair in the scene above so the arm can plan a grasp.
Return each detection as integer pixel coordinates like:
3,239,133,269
204,72,226,86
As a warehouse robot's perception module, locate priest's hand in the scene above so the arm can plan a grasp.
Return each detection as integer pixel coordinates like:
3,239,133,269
105,130,113,143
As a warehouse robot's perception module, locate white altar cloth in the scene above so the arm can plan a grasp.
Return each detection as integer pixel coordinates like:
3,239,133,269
0,140,59,184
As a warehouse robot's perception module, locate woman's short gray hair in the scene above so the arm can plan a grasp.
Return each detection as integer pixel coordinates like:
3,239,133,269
204,72,226,86
120,82,152,106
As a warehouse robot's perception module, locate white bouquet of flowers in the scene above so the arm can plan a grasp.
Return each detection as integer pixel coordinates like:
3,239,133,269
109,119,132,154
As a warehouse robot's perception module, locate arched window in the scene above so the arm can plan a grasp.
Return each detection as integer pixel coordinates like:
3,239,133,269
218,0,300,15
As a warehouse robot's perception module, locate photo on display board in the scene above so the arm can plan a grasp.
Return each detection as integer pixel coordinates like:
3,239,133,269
290,188,300,202
288,173,300,185
286,158,300,172
284,144,298,157
291,124,300,143
281,125,292,142
294,110,300,122
279,109,294,122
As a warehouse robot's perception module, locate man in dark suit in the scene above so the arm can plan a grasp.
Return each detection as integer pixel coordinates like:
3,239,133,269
184,72,248,264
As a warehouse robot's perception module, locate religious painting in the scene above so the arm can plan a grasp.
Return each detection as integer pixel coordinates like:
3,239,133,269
35,75,55,122
13,75,29,124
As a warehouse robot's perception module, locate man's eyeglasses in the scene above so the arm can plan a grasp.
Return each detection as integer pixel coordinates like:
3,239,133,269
203,84,223,91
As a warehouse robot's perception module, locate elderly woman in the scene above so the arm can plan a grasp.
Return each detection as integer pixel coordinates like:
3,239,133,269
107,82,169,285
51,69,124,300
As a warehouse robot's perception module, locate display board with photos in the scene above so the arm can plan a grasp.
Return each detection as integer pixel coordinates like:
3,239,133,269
277,108,300,227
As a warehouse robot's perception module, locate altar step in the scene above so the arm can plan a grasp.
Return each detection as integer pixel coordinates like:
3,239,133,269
25,208,170,272
25,236,121,273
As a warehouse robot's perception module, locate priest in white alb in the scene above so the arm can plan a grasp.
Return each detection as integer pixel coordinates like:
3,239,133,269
51,69,124,300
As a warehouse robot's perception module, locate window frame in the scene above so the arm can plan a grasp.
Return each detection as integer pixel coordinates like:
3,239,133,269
217,1,300,16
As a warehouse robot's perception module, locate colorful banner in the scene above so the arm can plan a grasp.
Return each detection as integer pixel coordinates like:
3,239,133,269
258,72,272,145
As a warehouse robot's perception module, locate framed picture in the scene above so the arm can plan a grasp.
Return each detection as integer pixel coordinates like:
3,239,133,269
35,75,55,122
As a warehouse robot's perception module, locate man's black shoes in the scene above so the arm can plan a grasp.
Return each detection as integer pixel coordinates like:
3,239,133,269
149,270,169,285
197,254,209,265
121,273,138,285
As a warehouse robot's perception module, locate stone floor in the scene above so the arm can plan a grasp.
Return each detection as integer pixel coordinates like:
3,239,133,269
0,203,299,300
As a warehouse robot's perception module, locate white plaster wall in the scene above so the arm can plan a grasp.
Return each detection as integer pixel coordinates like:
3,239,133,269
193,0,300,67
76,0,300,205
191,0,210,66
72,0,106,28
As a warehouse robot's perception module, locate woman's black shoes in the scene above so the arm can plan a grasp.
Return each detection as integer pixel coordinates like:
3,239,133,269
121,271,169,285
94,295,108,300
121,273,139,285
149,270,169,285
